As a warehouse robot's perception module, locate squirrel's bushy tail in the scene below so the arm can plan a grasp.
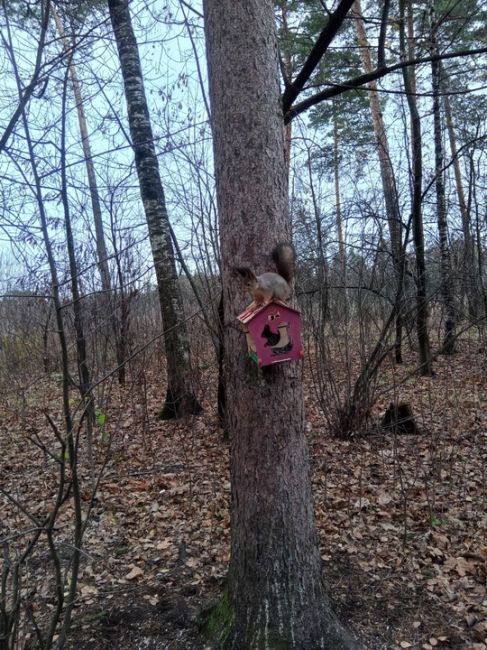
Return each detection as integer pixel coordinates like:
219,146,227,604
271,243,295,284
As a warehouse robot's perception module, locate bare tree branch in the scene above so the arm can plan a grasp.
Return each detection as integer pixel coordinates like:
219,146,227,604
0,0,51,152
284,46,487,123
282,0,355,112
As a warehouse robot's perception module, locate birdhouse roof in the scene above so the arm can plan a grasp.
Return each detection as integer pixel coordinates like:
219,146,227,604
237,300,301,325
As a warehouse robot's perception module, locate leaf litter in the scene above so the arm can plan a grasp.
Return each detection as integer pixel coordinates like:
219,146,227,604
0,340,485,649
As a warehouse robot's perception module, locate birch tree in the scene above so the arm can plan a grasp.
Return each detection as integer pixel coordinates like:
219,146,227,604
108,0,202,418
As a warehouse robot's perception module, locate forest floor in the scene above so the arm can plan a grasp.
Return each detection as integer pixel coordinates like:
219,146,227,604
1,338,486,649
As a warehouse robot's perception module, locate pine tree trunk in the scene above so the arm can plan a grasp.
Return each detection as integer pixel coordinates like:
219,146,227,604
400,0,433,376
352,0,404,362
108,0,201,417
203,1,356,648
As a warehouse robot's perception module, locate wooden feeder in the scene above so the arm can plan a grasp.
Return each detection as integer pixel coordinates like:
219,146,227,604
237,300,304,367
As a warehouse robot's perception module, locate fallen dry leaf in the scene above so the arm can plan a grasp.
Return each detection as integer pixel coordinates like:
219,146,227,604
125,565,144,580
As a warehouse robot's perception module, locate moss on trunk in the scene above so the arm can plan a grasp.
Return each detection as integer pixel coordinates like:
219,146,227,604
200,591,234,647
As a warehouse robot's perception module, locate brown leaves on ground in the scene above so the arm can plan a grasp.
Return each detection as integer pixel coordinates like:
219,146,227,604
0,341,486,649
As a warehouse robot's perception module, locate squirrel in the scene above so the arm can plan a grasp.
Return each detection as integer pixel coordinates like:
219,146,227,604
234,243,295,306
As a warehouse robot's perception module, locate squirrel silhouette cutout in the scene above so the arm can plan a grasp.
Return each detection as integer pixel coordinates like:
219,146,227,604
261,322,293,355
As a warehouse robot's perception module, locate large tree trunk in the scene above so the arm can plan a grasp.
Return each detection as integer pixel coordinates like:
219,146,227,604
203,1,356,648
352,0,405,363
108,0,201,418
400,0,433,376
430,22,456,354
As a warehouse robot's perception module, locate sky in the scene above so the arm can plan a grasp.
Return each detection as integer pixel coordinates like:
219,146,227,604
0,0,214,291
0,0,485,294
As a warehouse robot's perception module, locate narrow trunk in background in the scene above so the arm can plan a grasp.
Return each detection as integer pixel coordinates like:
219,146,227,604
307,153,329,325
440,63,478,320
52,6,133,382
52,6,111,294
203,1,356,647
333,100,348,322
470,153,487,316
59,64,96,484
352,0,405,363
12,52,83,649
400,0,433,376
108,0,201,418
430,21,456,354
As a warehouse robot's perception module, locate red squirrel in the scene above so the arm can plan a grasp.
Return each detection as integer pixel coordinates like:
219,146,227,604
234,243,295,306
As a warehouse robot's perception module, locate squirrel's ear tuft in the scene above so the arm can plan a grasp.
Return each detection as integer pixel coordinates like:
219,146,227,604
233,266,255,282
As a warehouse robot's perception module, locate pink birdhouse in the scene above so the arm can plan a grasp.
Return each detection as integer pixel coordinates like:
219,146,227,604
237,300,304,367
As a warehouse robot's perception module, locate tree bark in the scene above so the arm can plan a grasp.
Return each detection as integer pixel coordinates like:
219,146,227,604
279,2,294,173
108,0,201,418
203,1,356,648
